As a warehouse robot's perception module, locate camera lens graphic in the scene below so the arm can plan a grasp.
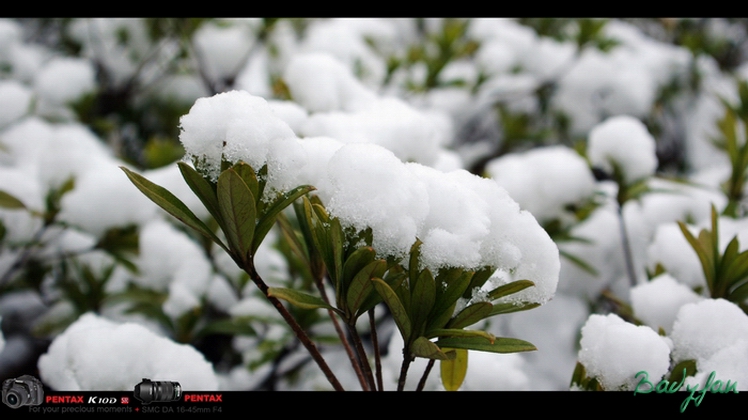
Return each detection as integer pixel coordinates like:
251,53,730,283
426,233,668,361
2,375,44,409
5,392,19,408
133,378,181,404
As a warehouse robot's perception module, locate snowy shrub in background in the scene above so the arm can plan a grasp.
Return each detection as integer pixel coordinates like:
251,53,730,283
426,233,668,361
2,17,748,393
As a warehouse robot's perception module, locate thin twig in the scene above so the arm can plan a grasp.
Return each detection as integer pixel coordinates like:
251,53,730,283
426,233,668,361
243,258,345,391
617,204,638,287
346,322,377,391
368,308,384,391
416,359,436,391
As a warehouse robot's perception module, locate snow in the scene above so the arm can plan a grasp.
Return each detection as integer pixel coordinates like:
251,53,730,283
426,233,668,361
577,313,671,390
485,145,596,225
0,80,32,128
684,339,748,391
299,96,453,167
586,115,658,185
646,223,707,290
283,52,378,113
57,160,158,237
630,273,704,334
178,90,298,181
191,20,257,86
134,219,213,319
33,56,96,107
37,313,219,391
670,299,748,364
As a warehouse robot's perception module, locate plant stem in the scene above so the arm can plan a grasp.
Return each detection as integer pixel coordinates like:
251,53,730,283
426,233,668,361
397,349,413,391
369,308,384,391
243,258,345,391
313,274,370,391
346,322,377,391
416,359,435,391
617,204,638,288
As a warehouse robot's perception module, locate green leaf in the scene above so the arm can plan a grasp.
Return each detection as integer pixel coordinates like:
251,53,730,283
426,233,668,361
342,246,377,287
410,268,436,335
678,221,715,292
440,348,468,391
489,301,541,316
346,259,386,318
0,189,26,210
372,277,412,342
177,161,222,224
267,287,338,312
328,217,345,287
217,168,257,262
431,269,472,325
194,318,257,339
427,328,495,343
253,185,315,253
487,279,535,301
447,301,493,330
232,162,260,202
357,270,407,315
435,336,537,354
120,166,228,252
411,336,450,360
462,267,495,299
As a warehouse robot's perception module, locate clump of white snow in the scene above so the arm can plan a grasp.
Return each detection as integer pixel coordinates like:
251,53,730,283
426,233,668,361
646,222,707,290
587,115,658,185
577,313,671,390
178,90,298,182
670,299,748,364
34,56,96,108
283,52,377,113
135,219,213,319
630,273,704,334
485,145,596,225
0,80,33,128
38,313,218,391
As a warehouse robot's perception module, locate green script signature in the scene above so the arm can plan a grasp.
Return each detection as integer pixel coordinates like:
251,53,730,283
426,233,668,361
633,369,738,412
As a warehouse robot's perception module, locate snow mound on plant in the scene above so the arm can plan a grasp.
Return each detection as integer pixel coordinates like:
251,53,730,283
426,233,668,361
178,90,298,182
485,145,596,225
577,313,671,390
177,90,559,304
38,313,218,391
670,299,748,364
587,115,658,185
630,273,704,334
0,80,32,128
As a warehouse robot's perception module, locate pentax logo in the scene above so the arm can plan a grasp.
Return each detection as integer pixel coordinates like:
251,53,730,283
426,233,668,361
45,395,84,404
183,393,223,403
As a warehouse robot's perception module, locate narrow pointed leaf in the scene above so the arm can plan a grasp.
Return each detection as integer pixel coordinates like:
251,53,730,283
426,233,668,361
427,328,495,343
447,301,493,329
410,268,436,335
678,221,715,291
372,277,412,341
253,185,316,253
217,168,256,262
342,246,376,286
463,266,495,298
489,301,541,316
435,336,537,354
487,279,535,301
432,270,472,320
411,336,450,360
120,167,228,252
0,190,26,210
232,162,260,202
347,259,386,317
177,162,222,224
440,348,468,391
267,287,338,312
358,270,407,315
